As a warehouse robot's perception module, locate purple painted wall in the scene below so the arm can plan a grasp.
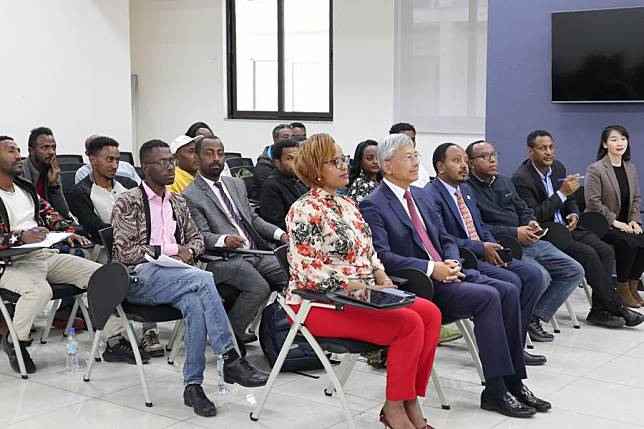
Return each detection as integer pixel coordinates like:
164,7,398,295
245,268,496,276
486,0,644,177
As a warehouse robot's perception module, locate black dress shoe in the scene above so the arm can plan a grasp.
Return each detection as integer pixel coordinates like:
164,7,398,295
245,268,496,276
102,337,151,364
587,309,626,328
184,384,217,417
223,358,269,387
614,306,644,327
528,317,554,342
480,390,536,418
510,385,551,412
3,335,36,374
523,351,546,366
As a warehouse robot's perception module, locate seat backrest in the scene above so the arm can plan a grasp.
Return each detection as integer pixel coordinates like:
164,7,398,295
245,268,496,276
60,171,76,199
225,152,242,160
120,151,134,165
230,165,254,178
134,166,144,179
59,162,85,173
57,154,83,164
226,157,254,168
274,244,289,277
574,185,586,212
87,262,130,329
390,268,434,300
98,227,114,261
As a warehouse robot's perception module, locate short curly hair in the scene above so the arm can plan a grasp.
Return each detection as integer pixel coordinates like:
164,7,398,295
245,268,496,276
293,133,336,187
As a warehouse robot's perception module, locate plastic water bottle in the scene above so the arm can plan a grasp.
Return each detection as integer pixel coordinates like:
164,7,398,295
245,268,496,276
65,328,80,374
216,354,229,395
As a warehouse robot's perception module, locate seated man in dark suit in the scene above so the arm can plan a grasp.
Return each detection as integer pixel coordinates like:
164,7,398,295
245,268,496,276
426,143,546,365
258,138,308,230
512,130,643,328
466,140,585,343
182,136,288,344
360,134,549,418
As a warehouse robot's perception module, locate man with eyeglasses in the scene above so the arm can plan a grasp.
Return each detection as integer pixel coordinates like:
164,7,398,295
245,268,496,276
361,134,550,418
112,139,269,417
466,140,584,343
511,130,643,328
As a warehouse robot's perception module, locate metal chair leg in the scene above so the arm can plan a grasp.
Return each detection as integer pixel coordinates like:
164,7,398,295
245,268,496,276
526,334,534,349
83,329,102,381
40,299,61,344
168,323,184,365
76,296,96,356
117,305,152,407
581,278,592,306
324,353,358,396
463,319,478,353
63,297,81,335
248,292,275,334
430,367,450,410
565,299,580,329
455,320,485,385
0,301,28,379
550,315,561,333
166,319,182,352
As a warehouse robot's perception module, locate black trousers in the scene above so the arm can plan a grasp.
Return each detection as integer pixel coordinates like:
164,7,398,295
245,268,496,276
603,228,644,282
564,229,622,312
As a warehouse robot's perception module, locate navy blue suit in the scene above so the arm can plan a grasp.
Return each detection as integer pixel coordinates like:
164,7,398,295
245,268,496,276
360,182,527,381
425,179,544,339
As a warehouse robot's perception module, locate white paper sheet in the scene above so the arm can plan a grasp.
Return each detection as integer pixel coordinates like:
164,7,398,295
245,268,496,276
144,253,193,269
13,232,72,249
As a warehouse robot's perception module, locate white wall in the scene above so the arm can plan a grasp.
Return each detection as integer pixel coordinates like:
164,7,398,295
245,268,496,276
0,0,133,155
130,0,394,157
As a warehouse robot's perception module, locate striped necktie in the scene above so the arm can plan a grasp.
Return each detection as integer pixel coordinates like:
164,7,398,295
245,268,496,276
213,181,256,249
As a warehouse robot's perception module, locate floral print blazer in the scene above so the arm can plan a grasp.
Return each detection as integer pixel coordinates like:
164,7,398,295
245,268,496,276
285,186,385,304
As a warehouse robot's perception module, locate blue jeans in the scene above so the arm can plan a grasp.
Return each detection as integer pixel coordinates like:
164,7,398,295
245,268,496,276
521,241,585,321
126,263,235,386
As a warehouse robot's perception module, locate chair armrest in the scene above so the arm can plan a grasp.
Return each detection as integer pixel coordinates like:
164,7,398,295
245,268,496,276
458,247,479,270
389,276,408,286
205,247,275,261
292,288,334,303
390,268,434,301
497,235,523,260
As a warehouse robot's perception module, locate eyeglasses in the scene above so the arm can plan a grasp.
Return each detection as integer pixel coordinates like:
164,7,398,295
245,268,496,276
533,144,555,153
471,151,500,162
325,155,351,169
143,159,176,168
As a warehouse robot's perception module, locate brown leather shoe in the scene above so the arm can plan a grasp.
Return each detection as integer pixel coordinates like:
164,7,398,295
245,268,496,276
618,281,640,308
628,280,644,305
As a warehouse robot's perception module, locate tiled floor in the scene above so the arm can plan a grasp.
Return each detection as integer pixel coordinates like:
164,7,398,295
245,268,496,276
1,288,643,428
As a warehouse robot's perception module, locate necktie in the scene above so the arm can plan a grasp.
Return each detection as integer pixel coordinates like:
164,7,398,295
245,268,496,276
454,189,481,240
213,181,256,249
403,190,442,261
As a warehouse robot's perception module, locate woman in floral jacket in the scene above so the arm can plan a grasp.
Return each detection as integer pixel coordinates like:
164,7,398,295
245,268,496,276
286,134,441,429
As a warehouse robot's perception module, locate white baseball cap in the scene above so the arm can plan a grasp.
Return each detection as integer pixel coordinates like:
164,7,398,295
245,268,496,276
170,135,202,155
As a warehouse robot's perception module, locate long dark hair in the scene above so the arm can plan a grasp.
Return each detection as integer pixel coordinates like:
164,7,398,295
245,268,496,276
349,139,380,184
597,125,631,161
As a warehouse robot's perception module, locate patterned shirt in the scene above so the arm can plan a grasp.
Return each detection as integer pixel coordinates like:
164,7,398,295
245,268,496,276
285,187,385,304
347,172,379,204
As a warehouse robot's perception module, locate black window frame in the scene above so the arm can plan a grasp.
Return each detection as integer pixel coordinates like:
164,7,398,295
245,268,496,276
226,0,333,121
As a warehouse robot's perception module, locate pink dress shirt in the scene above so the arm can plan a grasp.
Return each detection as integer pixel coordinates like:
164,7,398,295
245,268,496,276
142,182,178,256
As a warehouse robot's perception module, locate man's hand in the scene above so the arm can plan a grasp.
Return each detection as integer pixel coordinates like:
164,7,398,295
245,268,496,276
224,235,246,248
630,221,642,234
20,227,48,244
176,246,192,263
431,260,465,283
566,213,579,231
279,232,288,244
482,242,505,266
559,175,581,196
66,233,91,247
47,157,60,185
517,225,539,245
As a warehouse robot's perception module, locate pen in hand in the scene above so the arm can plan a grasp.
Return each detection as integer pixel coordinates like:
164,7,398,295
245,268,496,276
558,176,584,182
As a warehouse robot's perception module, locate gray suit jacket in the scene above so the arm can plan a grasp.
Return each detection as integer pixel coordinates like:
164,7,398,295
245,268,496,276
182,175,280,282
585,155,641,225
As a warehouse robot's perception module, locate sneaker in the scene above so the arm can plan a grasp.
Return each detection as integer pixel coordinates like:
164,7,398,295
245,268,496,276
528,317,554,342
140,328,164,357
102,336,151,364
2,335,36,374
439,324,463,344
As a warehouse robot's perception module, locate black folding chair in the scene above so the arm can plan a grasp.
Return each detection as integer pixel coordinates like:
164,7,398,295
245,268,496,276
120,151,135,166
57,154,83,164
226,157,254,169
224,152,242,160
0,247,94,379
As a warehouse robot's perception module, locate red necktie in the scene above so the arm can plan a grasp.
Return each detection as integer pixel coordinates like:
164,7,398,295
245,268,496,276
454,189,480,241
403,190,442,261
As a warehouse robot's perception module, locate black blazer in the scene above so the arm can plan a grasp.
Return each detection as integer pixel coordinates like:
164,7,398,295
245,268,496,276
511,159,579,223
258,171,307,231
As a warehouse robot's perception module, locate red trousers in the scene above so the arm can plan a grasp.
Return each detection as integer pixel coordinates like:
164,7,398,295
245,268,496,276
291,298,441,401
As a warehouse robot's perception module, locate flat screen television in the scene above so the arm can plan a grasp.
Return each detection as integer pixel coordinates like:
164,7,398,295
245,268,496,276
552,7,644,103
